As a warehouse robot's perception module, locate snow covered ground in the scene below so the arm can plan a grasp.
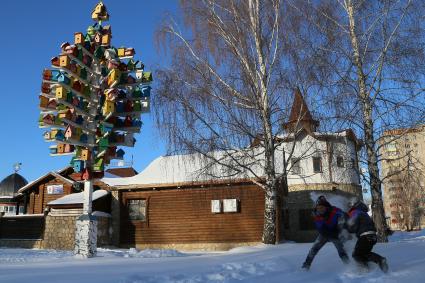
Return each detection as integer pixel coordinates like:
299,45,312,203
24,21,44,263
0,230,424,283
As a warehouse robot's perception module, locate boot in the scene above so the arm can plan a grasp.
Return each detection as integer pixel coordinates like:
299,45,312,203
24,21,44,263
378,257,389,273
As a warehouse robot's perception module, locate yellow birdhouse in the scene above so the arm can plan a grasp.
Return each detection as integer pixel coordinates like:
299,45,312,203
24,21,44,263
39,95,49,108
117,47,125,57
107,68,121,86
101,34,111,46
74,32,84,44
59,55,70,68
57,143,65,154
102,100,115,116
55,86,66,99
91,2,110,22
80,148,91,161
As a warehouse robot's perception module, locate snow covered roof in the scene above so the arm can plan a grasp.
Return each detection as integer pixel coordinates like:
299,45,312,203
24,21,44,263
102,150,266,188
47,189,109,205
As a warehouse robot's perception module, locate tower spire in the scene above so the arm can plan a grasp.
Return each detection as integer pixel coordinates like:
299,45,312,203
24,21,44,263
283,87,319,133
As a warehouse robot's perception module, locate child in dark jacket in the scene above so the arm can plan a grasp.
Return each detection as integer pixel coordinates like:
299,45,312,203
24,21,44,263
302,196,349,270
346,200,389,273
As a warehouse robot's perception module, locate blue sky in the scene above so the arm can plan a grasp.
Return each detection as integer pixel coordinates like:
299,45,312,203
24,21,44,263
0,1,178,181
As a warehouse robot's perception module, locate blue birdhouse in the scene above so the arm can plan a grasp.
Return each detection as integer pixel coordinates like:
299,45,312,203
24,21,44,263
73,160,85,173
55,130,65,141
132,119,142,127
116,101,125,113
141,86,151,97
58,74,70,85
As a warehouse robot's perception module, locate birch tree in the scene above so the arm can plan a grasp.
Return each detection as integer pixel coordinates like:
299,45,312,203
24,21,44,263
287,0,425,241
154,0,315,244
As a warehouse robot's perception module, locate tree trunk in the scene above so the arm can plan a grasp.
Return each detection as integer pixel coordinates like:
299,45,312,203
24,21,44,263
346,0,389,242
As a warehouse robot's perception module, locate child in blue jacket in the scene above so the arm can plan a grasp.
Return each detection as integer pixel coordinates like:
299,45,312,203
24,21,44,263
302,196,349,270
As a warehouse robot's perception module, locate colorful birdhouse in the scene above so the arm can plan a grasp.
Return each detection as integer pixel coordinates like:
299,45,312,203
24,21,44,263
51,56,60,67
58,110,72,120
47,99,57,109
80,148,91,160
55,130,65,141
64,125,75,139
123,116,132,127
132,88,142,98
116,149,125,159
49,146,57,154
93,158,105,172
42,69,52,80
57,74,70,85
115,101,125,113
127,59,137,71
117,47,125,57
133,101,141,112
132,119,142,128
124,100,133,112
72,81,82,93
73,160,85,173
127,75,136,84
107,59,119,70
102,25,112,35
104,48,117,60
65,45,78,57
105,88,118,101
141,86,151,97
124,48,135,57
69,63,78,74
98,137,109,147
50,129,59,139
82,168,91,180
64,144,74,153
42,114,54,125
102,100,115,116
43,131,51,140
118,62,128,72
107,68,121,86
87,25,96,36
59,55,70,68
94,32,102,44
39,95,49,108
135,69,143,80
100,122,113,134
50,70,61,81
91,2,109,22
41,83,51,94
75,32,84,44
142,72,153,83
57,143,65,154
101,34,111,46
72,96,80,107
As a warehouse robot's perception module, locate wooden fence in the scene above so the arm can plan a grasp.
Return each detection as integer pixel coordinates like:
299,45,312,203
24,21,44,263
0,215,45,240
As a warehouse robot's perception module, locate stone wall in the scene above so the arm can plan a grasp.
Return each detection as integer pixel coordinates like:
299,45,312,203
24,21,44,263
42,214,111,250
42,215,76,250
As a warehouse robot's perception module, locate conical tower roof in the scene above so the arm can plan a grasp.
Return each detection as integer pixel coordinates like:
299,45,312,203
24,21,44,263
284,87,319,133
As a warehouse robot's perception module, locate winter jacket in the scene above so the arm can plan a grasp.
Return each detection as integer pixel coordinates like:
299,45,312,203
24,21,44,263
346,202,376,238
313,206,346,238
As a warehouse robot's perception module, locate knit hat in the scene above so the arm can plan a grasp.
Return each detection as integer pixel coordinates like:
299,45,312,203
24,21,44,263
315,195,331,208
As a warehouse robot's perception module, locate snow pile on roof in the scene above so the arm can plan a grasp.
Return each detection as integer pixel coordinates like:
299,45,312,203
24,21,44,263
47,190,109,205
102,150,268,187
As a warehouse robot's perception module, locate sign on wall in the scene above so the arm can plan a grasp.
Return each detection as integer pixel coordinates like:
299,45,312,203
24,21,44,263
223,199,238,213
211,200,222,213
46,184,64,194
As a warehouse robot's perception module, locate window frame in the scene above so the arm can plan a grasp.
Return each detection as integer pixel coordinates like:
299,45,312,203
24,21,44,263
126,198,148,222
312,156,322,173
336,156,344,168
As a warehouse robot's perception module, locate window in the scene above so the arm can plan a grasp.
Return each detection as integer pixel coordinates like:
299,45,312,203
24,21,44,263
127,199,147,221
299,209,315,230
336,156,344,168
291,158,301,174
313,157,322,173
46,184,64,194
0,206,16,215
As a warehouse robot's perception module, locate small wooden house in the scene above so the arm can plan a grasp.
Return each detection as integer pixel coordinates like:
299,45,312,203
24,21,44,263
74,32,84,44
